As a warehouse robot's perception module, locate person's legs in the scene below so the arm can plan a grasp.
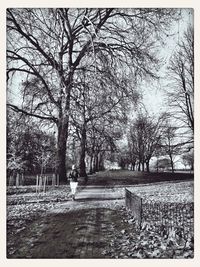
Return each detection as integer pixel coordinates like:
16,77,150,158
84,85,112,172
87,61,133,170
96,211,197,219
70,182,77,200
70,182,74,199
74,182,78,194
72,182,78,200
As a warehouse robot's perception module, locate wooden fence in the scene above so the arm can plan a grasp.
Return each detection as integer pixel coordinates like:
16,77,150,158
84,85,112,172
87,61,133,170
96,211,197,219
125,188,194,232
8,173,60,191
125,188,142,225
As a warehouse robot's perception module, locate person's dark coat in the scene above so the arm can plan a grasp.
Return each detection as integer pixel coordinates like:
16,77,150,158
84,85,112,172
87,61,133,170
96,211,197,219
69,169,79,182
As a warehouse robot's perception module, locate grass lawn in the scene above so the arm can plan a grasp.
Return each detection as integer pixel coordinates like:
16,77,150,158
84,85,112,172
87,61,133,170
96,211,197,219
127,181,193,203
87,170,194,186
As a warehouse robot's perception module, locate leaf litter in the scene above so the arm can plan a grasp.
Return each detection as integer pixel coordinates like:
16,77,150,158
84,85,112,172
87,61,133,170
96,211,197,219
7,181,194,258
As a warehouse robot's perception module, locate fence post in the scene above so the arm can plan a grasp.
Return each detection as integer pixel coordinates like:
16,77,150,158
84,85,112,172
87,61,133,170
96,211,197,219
16,173,20,187
39,176,43,192
36,175,38,193
9,176,14,186
43,176,47,193
52,174,56,188
125,188,142,227
56,174,59,186
21,173,24,186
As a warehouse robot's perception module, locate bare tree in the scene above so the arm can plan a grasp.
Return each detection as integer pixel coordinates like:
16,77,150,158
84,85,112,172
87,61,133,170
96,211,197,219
7,109,56,178
161,123,184,173
87,117,123,174
128,112,166,172
7,8,179,182
70,62,134,178
167,24,194,134
127,140,137,171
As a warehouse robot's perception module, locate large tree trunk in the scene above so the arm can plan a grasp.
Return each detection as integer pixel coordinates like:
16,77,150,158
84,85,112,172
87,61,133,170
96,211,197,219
131,162,135,171
94,153,99,172
92,156,96,173
56,116,68,183
138,162,141,171
146,160,150,172
79,125,88,181
156,157,159,172
89,155,93,174
191,163,194,171
56,87,71,183
169,153,175,173
142,161,145,172
99,152,104,171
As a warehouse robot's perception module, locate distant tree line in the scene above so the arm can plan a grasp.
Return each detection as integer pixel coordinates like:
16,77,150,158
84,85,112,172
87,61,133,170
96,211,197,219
116,111,193,172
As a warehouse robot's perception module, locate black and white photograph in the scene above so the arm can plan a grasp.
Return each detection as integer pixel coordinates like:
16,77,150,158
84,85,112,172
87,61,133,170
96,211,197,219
5,5,195,260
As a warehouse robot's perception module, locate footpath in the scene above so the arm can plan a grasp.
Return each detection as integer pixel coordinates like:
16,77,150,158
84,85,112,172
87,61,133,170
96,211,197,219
9,186,125,258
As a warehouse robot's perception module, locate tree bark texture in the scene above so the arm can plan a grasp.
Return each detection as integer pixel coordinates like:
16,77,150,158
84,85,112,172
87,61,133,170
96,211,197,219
79,126,88,178
56,115,69,182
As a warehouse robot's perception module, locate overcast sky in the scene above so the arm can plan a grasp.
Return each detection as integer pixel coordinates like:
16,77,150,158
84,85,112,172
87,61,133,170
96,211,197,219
141,8,193,115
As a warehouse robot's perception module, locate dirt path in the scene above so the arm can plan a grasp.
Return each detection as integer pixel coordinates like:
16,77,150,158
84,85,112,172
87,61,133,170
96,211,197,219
8,186,125,258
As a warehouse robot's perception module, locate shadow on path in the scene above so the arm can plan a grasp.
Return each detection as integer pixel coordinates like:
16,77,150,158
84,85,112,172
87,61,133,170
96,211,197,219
7,185,125,258
8,207,121,258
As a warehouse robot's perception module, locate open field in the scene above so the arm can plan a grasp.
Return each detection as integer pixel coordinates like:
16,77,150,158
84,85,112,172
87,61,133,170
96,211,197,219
128,181,193,203
86,170,194,186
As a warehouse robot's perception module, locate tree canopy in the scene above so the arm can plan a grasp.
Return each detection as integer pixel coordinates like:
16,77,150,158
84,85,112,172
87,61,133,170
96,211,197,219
7,8,191,179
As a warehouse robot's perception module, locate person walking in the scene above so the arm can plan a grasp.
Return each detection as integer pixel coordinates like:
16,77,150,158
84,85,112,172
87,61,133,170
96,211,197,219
69,165,79,200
